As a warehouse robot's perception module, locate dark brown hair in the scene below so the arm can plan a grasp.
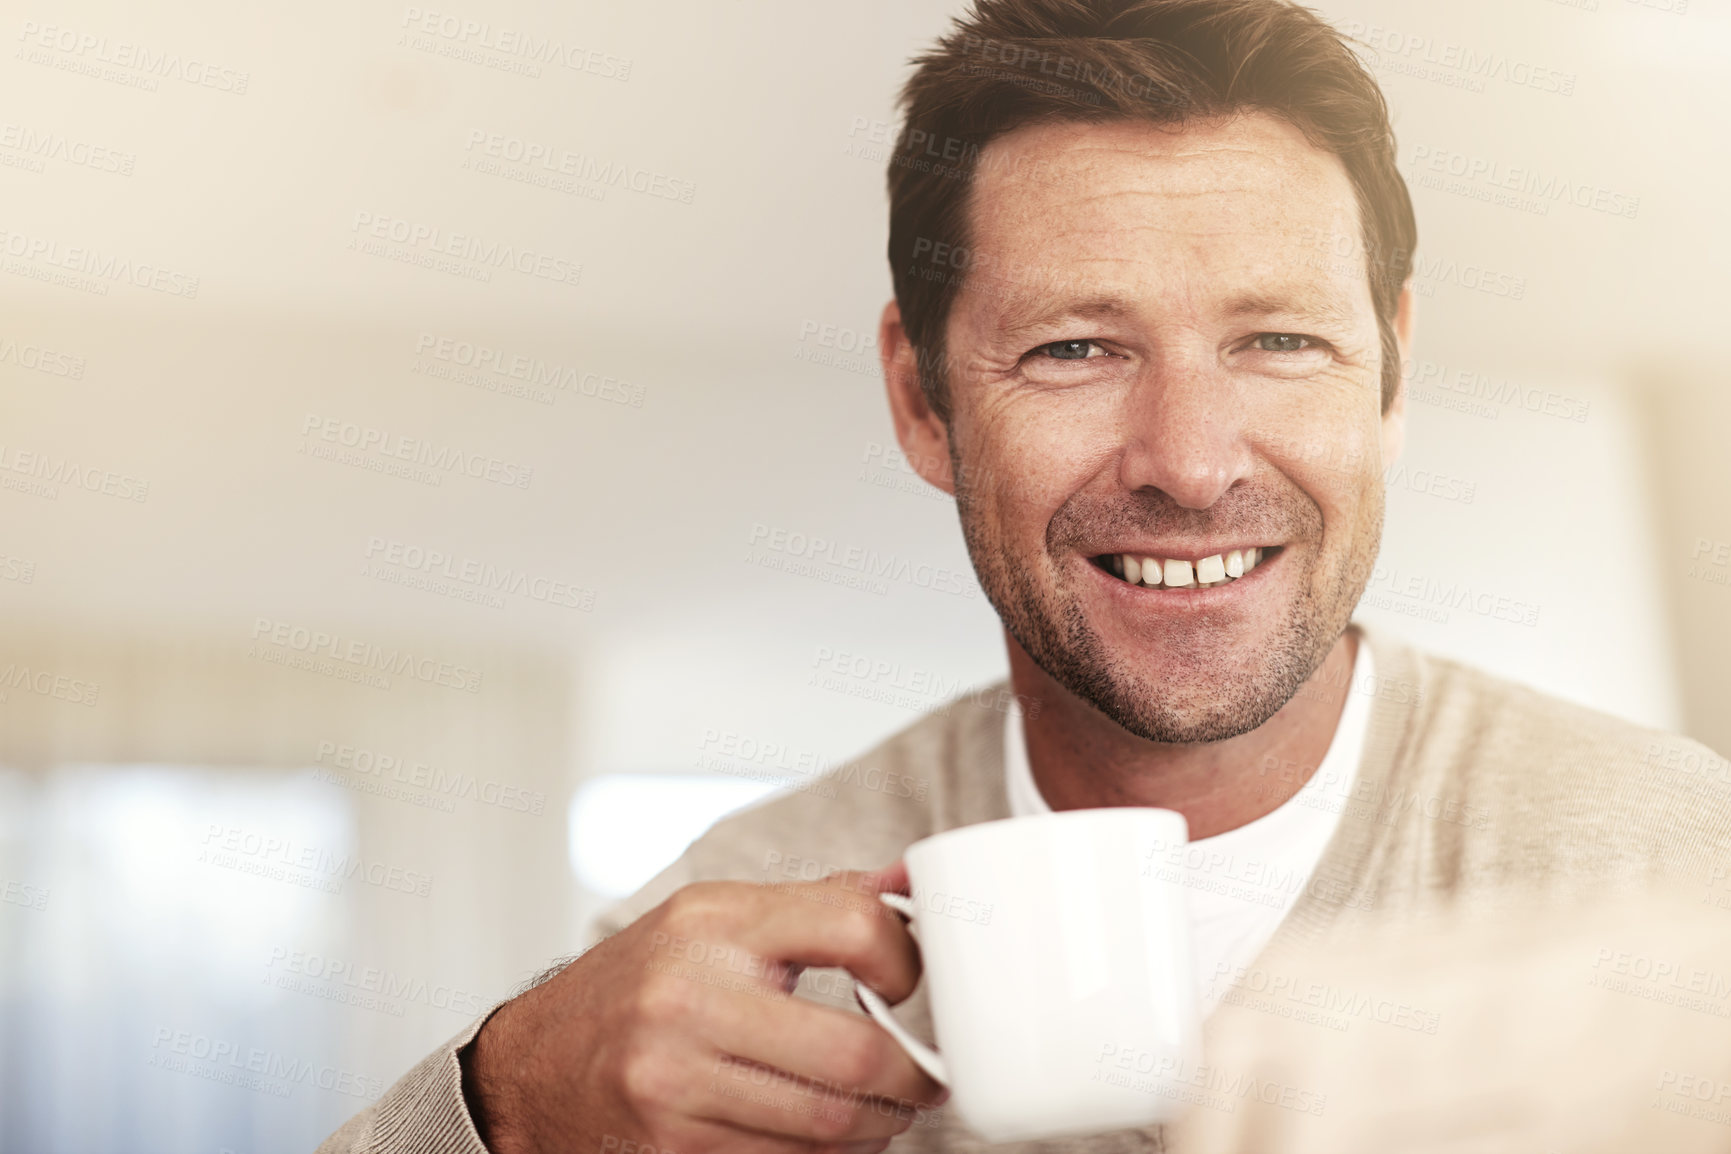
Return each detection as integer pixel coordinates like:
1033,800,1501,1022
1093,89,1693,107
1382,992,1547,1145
887,0,1416,416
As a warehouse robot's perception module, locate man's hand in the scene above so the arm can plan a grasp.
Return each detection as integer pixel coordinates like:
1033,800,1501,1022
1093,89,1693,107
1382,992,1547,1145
461,867,944,1154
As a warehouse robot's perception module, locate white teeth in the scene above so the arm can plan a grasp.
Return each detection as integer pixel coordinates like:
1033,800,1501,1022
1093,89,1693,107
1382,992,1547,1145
1108,548,1271,587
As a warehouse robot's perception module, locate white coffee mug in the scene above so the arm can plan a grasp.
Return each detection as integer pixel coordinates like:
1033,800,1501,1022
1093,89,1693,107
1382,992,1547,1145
853,807,1200,1144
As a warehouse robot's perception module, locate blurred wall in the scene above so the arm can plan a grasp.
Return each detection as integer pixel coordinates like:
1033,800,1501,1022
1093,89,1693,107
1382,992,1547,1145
1641,369,1731,756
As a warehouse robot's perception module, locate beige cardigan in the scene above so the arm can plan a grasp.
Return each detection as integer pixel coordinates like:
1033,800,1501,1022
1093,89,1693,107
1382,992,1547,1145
317,626,1731,1153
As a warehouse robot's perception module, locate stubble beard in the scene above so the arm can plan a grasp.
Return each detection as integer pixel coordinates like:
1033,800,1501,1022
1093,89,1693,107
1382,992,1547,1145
954,463,1382,745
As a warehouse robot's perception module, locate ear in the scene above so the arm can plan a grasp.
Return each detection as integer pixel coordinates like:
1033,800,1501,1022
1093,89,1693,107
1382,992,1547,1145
1380,279,1416,467
879,299,956,495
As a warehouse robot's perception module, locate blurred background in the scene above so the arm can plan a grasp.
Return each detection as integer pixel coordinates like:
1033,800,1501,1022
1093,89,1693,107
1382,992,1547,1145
1,0,1727,1149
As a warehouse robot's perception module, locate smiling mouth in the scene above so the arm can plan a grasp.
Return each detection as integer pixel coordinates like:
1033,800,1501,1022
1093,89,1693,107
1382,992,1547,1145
1090,547,1283,590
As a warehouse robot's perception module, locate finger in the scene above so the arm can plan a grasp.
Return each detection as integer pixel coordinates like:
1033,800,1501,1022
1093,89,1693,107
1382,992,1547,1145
735,877,923,1002
698,978,944,1107
698,1112,895,1154
642,929,802,998
698,1051,927,1144
675,1116,880,1154
865,860,909,896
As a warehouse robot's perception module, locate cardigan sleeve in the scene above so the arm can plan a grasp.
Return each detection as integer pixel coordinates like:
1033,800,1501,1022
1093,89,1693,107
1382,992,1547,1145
313,857,695,1154
313,1009,499,1154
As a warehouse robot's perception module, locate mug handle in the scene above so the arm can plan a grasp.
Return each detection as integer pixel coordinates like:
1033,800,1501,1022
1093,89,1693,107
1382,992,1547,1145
853,891,949,1086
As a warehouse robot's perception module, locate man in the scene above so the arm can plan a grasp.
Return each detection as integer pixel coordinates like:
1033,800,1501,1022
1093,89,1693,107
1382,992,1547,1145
320,1,1731,1151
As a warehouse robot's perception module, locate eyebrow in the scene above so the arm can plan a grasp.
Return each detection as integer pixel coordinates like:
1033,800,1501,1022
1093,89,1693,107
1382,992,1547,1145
989,287,1363,343
990,293,1139,341
1221,290,1362,332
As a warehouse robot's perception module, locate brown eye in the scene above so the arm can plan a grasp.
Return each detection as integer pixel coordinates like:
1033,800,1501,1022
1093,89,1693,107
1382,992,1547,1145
1255,333,1311,353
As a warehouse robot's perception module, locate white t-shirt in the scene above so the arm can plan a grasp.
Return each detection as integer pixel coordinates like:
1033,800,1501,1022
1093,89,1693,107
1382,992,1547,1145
1003,643,1373,1014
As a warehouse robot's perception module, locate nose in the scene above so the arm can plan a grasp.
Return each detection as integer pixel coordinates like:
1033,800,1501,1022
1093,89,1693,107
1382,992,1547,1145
1116,355,1252,509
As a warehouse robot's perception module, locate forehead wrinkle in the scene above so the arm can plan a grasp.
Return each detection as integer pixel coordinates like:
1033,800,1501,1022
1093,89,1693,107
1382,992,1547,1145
987,180,1295,227
979,182,1355,266
979,131,1338,204
964,126,1370,340
975,122,1362,248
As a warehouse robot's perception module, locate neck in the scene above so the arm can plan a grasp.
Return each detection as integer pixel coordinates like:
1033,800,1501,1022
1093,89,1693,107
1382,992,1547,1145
1008,630,1359,839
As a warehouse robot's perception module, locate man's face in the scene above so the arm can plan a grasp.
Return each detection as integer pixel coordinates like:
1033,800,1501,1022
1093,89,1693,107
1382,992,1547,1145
926,114,1398,744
